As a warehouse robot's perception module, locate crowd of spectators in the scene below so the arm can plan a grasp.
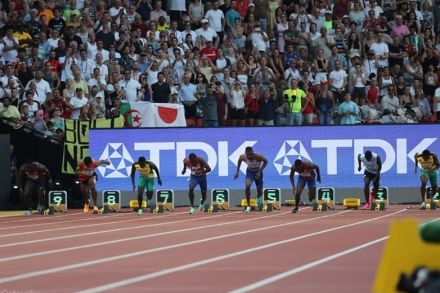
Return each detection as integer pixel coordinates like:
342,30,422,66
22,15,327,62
0,0,439,131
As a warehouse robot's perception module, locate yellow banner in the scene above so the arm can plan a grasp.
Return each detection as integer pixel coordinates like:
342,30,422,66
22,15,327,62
62,117,124,174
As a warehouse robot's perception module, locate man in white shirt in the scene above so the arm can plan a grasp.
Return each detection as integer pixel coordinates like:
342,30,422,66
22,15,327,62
329,61,348,102
109,0,127,25
68,88,88,119
76,49,96,81
180,21,198,44
248,24,269,54
205,0,225,44
434,86,440,121
119,69,141,102
2,27,18,63
94,53,109,82
179,73,197,119
381,85,400,114
0,64,21,89
88,68,106,92
363,0,383,18
25,70,52,105
370,32,389,68
196,19,219,47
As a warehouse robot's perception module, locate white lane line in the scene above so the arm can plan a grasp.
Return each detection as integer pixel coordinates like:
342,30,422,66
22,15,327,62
0,211,240,248
0,211,190,238
0,211,295,262
0,212,130,231
75,209,406,293
0,211,87,224
228,217,440,293
0,210,350,285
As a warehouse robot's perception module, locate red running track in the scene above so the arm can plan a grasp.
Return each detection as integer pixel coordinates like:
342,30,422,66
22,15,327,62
0,205,438,293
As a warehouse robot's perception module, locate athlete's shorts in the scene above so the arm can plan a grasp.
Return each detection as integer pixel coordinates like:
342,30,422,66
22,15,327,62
421,170,438,186
189,174,207,191
364,171,380,188
246,169,263,188
24,180,46,193
297,175,316,189
138,176,155,192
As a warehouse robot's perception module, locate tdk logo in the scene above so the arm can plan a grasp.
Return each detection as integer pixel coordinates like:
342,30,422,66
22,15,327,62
273,141,312,175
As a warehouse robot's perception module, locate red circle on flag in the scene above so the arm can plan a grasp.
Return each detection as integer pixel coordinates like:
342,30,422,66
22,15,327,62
157,106,178,124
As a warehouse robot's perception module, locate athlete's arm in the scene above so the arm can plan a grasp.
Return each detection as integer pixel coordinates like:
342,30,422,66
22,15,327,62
414,153,419,174
17,165,26,191
432,154,440,172
257,154,268,173
202,159,212,175
289,167,296,188
97,159,111,166
357,154,362,172
181,159,188,175
313,163,321,183
130,163,136,191
150,162,162,185
376,155,382,175
234,155,244,179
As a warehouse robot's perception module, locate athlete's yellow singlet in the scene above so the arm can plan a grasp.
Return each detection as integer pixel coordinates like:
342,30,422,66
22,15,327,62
417,155,435,172
134,162,155,178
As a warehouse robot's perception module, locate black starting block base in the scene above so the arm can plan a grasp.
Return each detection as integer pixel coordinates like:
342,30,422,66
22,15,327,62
257,202,264,212
208,204,219,213
153,205,164,213
262,202,273,212
44,206,55,215
426,202,437,210
373,202,386,211
313,202,328,211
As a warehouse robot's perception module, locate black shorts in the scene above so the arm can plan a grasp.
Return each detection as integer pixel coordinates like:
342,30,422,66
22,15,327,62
229,107,246,120
364,171,380,186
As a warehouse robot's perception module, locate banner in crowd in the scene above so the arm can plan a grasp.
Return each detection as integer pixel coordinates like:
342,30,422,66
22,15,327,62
88,125,440,190
120,102,186,128
62,117,124,174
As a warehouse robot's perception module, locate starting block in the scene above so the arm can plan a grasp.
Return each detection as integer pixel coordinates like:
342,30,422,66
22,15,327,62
48,191,68,213
426,199,436,211
156,190,174,212
203,203,210,212
262,202,273,212
98,205,110,214
153,204,164,213
375,202,386,211
129,200,147,211
285,200,295,206
241,198,257,208
263,188,281,210
313,202,328,211
102,190,121,212
211,189,229,210
43,206,55,215
343,198,361,209
208,203,219,213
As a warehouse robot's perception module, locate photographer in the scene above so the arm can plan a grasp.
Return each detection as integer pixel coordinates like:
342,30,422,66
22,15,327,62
282,78,305,126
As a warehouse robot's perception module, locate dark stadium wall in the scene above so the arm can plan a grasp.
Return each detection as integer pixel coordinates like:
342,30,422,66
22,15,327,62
0,134,10,210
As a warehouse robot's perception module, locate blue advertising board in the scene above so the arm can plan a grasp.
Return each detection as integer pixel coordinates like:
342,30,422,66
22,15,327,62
89,125,440,191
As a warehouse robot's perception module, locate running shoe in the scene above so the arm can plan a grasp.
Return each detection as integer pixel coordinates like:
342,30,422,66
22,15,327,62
245,206,251,213
256,197,261,206
25,210,32,216
37,204,44,214
361,203,370,209
93,206,99,214
189,207,195,215
83,203,89,213
199,200,205,211
137,209,143,215
292,207,299,213
421,202,426,210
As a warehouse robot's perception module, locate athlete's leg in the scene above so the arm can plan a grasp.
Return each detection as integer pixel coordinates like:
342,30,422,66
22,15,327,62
137,186,146,209
363,176,372,203
23,181,34,214
294,181,305,212
80,183,90,212
420,174,428,202
199,176,208,208
307,177,317,202
36,181,46,213
372,175,380,200
429,172,438,203
245,178,253,206
255,173,264,201
146,178,155,207
188,175,199,208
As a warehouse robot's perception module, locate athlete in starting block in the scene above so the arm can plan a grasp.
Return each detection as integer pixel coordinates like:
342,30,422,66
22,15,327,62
131,157,162,215
415,150,439,209
290,159,321,213
182,153,212,214
76,157,110,213
234,146,268,213
358,150,382,209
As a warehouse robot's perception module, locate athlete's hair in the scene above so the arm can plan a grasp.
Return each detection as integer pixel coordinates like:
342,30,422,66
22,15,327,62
189,153,196,160
245,146,253,152
294,159,302,166
365,151,372,160
84,156,92,165
422,150,431,156
138,156,146,163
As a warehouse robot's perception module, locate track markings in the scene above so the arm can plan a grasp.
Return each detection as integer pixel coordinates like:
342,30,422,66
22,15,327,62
75,209,406,293
0,210,348,284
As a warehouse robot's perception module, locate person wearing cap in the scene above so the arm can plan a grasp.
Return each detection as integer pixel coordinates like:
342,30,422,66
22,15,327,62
66,87,88,119
322,10,333,31
196,18,219,47
205,0,225,44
